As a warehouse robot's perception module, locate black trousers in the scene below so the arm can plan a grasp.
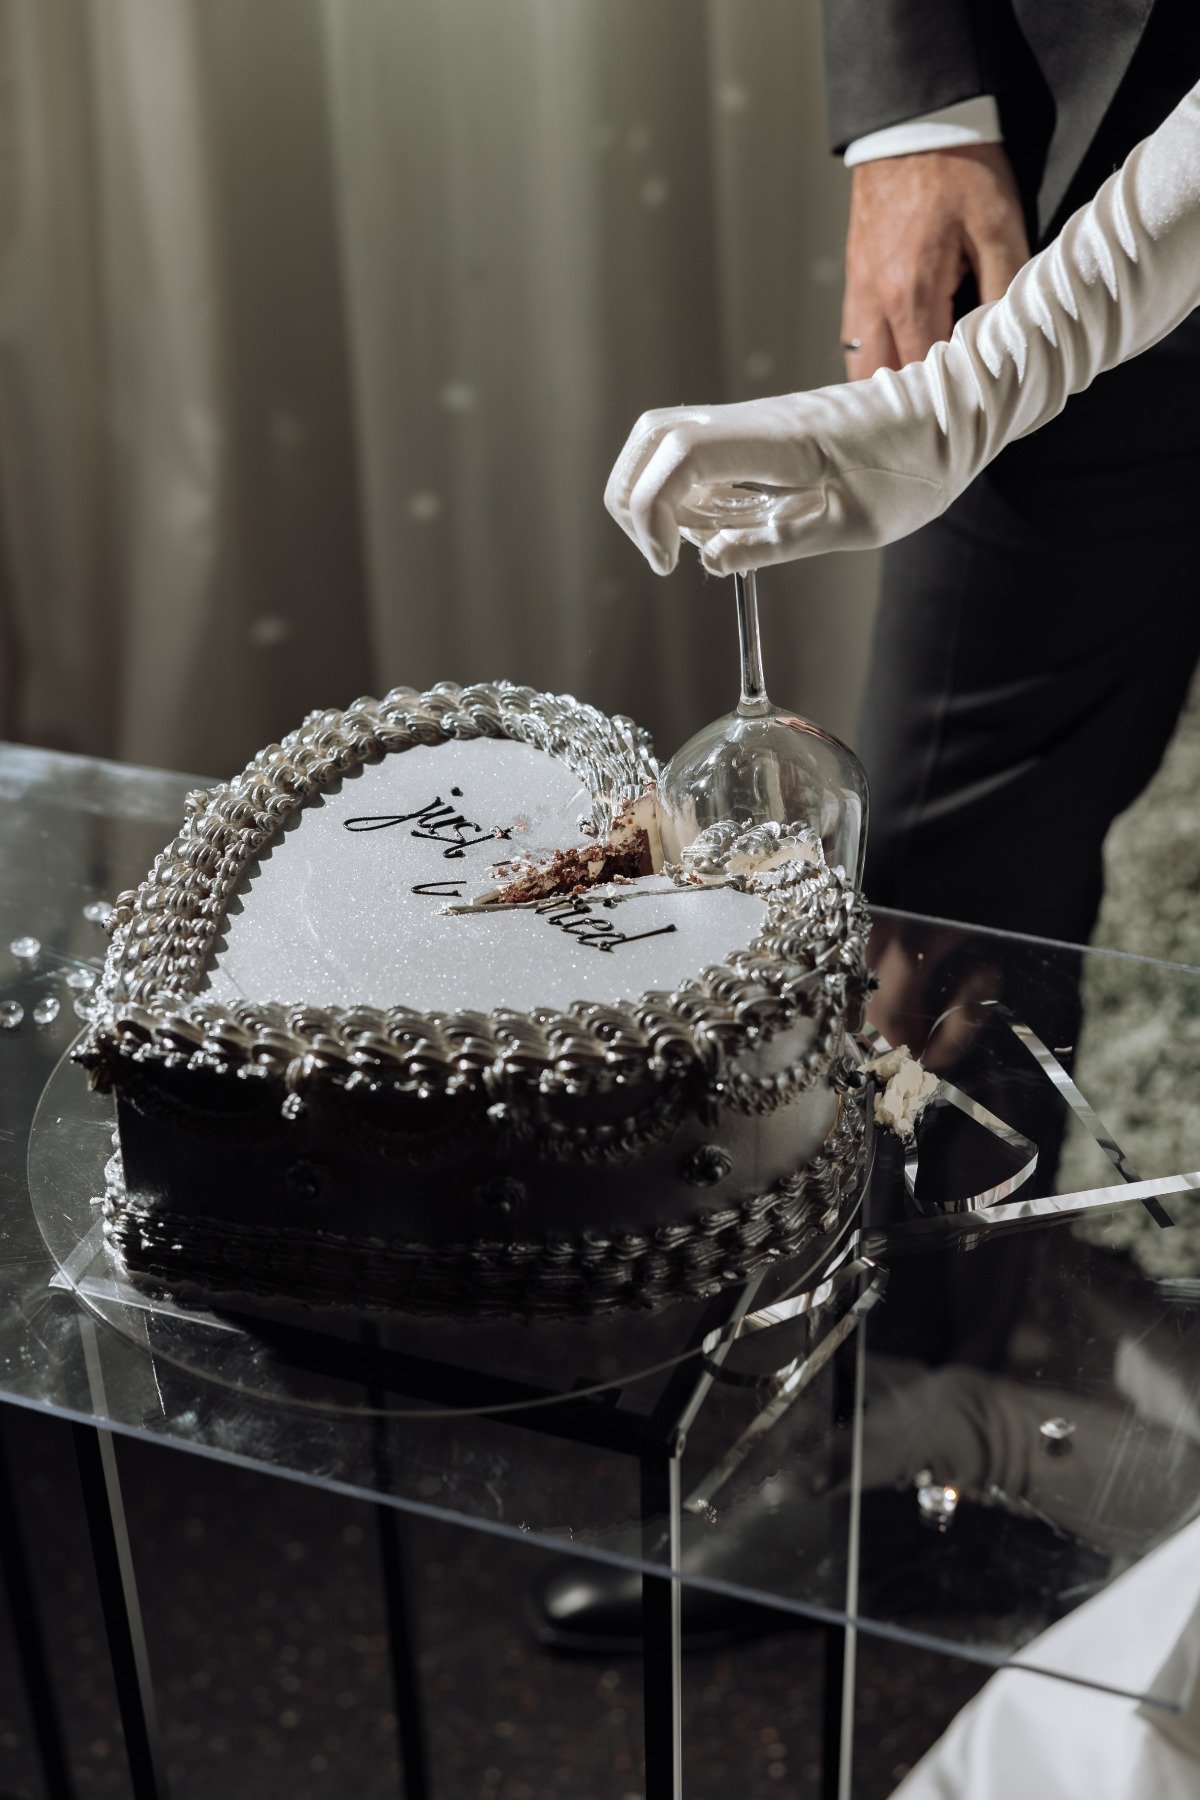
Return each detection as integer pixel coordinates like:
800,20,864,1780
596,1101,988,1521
860,308,1200,946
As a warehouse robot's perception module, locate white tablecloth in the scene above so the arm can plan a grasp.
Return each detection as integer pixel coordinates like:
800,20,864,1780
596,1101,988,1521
891,1514,1200,1800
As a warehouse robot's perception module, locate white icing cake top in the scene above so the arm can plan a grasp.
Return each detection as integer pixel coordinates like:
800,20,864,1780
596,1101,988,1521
204,737,767,1013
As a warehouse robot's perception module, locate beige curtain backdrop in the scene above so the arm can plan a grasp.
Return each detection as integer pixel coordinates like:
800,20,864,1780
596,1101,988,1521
0,0,879,780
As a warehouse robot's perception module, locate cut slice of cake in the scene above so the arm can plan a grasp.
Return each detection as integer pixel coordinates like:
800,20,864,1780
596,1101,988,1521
482,790,665,905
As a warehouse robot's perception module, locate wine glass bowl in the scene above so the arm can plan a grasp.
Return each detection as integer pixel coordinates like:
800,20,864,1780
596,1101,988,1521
657,513,868,880
658,703,868,877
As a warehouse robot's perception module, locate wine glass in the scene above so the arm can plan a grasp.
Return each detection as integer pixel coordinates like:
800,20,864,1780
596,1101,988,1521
659,486,868,880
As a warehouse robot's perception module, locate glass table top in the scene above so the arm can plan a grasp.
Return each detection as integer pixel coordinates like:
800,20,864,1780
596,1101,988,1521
3,740,1200,1713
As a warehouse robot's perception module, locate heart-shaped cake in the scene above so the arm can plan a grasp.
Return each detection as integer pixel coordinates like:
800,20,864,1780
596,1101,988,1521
78,682,871,1316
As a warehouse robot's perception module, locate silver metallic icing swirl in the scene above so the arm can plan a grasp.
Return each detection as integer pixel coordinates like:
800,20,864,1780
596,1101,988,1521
670,817,825,887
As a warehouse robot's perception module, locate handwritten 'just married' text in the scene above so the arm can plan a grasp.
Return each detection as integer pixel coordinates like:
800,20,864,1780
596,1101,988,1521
343,788,512,860
535,895,676,954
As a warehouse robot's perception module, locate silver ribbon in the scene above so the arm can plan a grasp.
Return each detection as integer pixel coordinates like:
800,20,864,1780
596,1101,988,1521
864,1170,1200,1260
686,1260,886,1514
984,1000,1172,1227
866,1000,1176,1228
860,1020,1039,1211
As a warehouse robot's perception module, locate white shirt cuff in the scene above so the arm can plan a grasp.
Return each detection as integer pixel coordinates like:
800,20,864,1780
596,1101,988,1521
844,96,1003,168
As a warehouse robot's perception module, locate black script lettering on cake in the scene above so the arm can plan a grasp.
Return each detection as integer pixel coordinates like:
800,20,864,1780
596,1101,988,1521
537,896,677,954
410,880,466,899
343,787,513,861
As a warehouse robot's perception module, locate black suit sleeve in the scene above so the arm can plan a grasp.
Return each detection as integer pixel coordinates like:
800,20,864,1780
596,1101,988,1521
821,0,988,152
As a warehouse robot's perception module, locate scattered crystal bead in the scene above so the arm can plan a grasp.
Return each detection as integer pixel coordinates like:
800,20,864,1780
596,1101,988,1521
65,967,97,991
1039,1417,1076,1455
83,900,111,925
0,1001,23,1031
74,997,95,1021
9,936,40,963
31,996,60,1026
915,1471,959,1530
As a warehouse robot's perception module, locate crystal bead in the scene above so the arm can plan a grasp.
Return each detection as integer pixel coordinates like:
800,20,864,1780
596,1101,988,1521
0,1001,23,1031
31,996,60,1026
915,1469,959,1530
74,997,95,1021
1039,1417,1076,1456
65,967,97,991
83,900,111,925
9,935,40,964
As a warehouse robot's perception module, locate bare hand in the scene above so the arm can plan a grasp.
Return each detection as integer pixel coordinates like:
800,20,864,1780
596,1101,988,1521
842,146,1030,378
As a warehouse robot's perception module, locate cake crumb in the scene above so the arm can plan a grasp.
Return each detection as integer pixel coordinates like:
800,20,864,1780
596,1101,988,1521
864,1046,938,1141
481,791,664,906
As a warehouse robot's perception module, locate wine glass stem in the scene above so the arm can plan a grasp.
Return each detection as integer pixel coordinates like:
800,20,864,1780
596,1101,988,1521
735,569,769,715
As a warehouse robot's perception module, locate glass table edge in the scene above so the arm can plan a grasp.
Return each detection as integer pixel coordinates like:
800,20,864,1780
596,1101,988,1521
0,1378,1183,1714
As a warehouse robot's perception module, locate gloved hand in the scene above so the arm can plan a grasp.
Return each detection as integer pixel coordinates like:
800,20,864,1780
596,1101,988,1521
605,81,1200,578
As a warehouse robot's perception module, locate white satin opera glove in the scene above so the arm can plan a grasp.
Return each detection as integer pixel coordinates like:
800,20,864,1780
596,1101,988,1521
605,80,1200,578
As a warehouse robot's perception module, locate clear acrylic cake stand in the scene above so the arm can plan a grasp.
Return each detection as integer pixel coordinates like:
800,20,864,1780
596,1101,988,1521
26,1039,877,1799
25,1009,1186,1799
17,1008,1199,1800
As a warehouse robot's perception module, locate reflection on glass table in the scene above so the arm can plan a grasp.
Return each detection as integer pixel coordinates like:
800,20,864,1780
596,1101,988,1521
3,742,1200,1797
